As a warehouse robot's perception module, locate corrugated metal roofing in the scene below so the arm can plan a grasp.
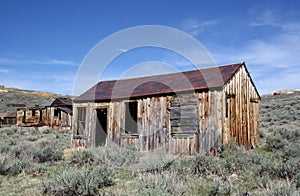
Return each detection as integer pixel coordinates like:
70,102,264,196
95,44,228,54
75,62,244,102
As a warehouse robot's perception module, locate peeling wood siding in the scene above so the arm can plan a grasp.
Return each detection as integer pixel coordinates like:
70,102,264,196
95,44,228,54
17,107,72,130
196,90,223,154
72,91,223,155
17,109,46,127
222,65,260,148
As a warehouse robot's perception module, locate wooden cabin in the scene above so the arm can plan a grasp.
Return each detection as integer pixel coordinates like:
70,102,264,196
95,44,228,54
17,97,73,130
47,97,73,130
0,112,17,127
72,62,260,155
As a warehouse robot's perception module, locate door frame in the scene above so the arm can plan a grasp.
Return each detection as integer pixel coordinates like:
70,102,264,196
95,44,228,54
94,107,108,147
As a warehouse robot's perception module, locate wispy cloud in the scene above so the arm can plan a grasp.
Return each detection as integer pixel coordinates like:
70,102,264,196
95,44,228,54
250,9,278,26
212,9,300,94
116,48,129,53
181,18,218,36
0,56,79,66
0,68,10,74
1,70,76,94
250,9,300,34
0,55,78,94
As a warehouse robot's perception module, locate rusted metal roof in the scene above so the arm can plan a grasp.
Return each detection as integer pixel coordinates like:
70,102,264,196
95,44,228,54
50,97,72,107
75,62,244,102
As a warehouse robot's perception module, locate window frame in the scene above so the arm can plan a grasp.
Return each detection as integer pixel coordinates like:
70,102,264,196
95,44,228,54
124,100,138,135
76,107,87,136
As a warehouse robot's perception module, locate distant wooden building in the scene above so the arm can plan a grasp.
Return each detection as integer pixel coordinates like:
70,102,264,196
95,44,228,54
72,62,260,155
47,97,73,129
17,97,72,130
0,112,17,127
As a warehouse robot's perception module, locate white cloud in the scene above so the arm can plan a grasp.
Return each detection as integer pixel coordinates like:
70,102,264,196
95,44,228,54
1,70,76,94
257,69,300,94
212,10,300,95
181,18,218,36
250,9,278,26
116,48,129,53
48,59,78,66
0,56,78,66
0,68,10,74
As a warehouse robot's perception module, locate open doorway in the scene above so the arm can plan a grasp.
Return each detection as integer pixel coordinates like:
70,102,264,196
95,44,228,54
95,108,107,147
125,101,138,134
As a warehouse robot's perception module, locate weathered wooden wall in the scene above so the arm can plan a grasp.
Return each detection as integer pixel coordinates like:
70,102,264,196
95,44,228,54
72,97,171,153
17,108,47,127
46,107,72,129
2,116,17,125
222,65,260,148
197,90,223,154
168,92,222,155
72,91,224,155
17,107,72,130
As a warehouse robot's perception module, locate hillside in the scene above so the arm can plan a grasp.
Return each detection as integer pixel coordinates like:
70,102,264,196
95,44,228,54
0,85,71,113
0,91,299,195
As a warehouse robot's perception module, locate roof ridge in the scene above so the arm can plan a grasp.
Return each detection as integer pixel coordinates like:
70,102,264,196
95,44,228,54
96,62,244,84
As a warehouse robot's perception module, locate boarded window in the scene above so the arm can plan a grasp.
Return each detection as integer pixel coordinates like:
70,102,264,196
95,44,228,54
125,101,138,134
77,107,86,135
170,94,198,133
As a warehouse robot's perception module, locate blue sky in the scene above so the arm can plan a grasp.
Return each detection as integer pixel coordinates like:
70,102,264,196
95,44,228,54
0,0,300,95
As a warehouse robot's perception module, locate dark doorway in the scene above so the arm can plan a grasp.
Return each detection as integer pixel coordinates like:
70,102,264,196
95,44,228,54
125,101,138,134
95,108,107,147
39,110,43,122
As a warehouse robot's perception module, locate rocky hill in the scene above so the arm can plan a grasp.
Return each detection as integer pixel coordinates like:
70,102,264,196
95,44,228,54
0,85,72,113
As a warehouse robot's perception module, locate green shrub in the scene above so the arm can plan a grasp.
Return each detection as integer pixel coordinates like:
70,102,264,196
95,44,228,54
253,174,272,189
9,159,32,175
0,144,10,153
0,156,8,175
266,133,287,151
8,138,18,146
132,154,174,175
295,172,300,188
264,185,299,196
278,127,300,142
44,166,114,195
137,171,185,195
191,154,223,177
26,135,39,142
171,158,193,175
210,180,232,196
283,143,300,158
271,158,299,180
90,144,140,168
186,175,214,195
10,146,23,158
68,150,94,167
32,147,63,163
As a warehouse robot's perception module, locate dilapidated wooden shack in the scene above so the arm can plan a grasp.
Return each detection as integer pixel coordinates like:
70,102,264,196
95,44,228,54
17,97,72,130
72,62,260,155
0,112,17,127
